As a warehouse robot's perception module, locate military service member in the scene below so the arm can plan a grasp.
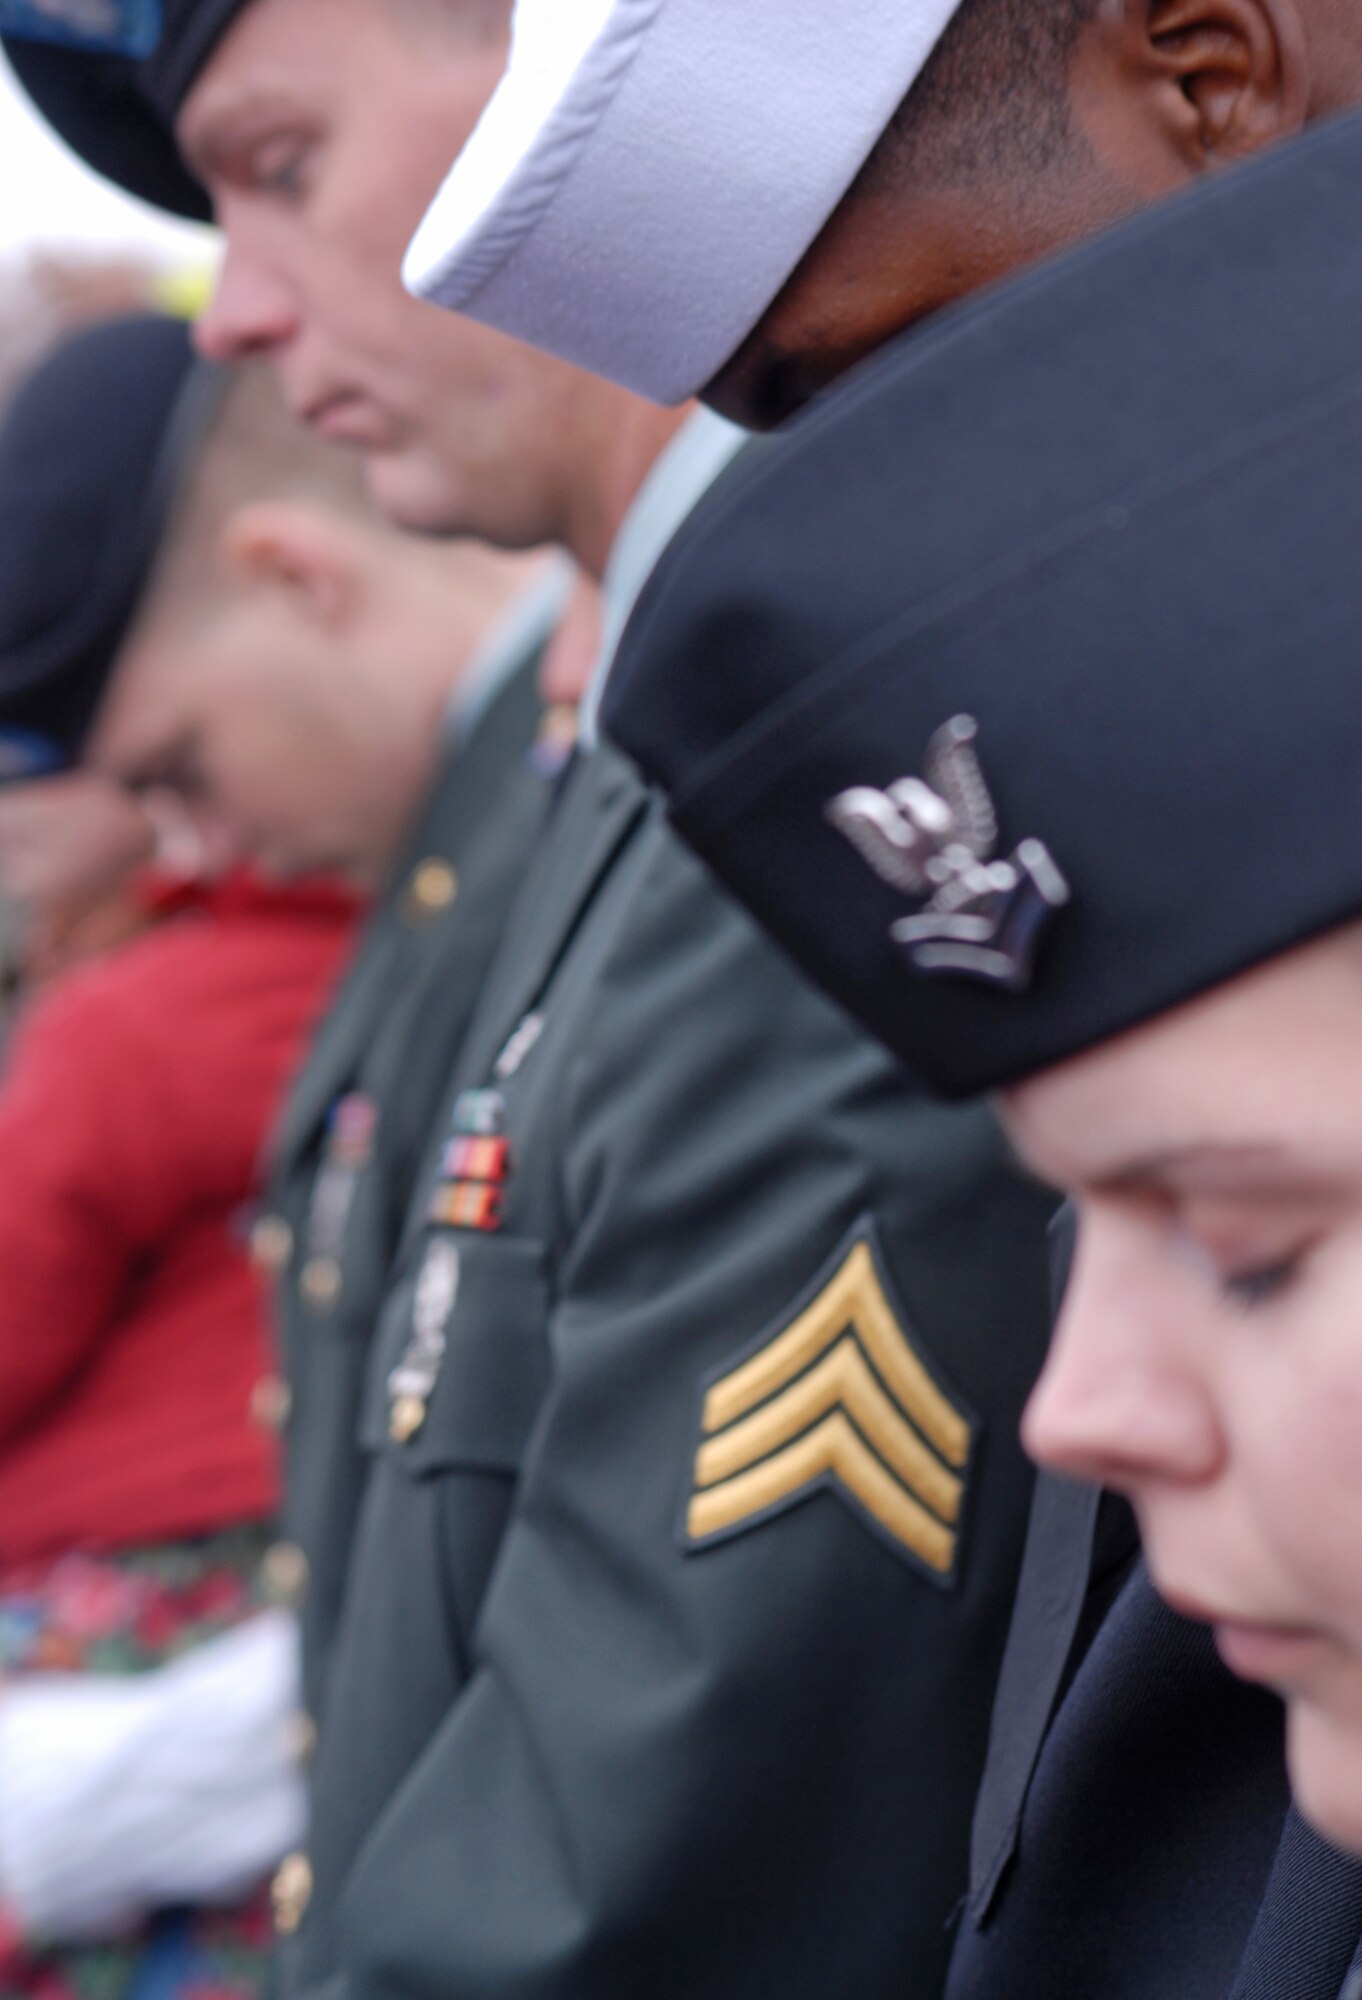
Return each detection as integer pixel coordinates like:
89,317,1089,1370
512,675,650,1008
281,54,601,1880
1,2,1064,1994
245,560,572,1729
0,309,345,1985
589,116,1362,1996
392,2,1362,1994
451,39,1362,1998
81,353,562,1730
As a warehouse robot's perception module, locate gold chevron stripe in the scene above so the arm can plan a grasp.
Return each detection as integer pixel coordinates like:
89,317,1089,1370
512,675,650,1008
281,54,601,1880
695,1335,962,1525
701,1240,970,1468
688,1412,956,1576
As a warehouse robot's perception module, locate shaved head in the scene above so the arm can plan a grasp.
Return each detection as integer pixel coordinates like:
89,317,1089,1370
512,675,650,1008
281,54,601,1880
147,361,372,623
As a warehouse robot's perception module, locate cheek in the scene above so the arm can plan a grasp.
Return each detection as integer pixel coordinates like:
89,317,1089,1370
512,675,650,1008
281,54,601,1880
199,708,305,821
1228,1263,1362,1636
1255,1373,1362,1618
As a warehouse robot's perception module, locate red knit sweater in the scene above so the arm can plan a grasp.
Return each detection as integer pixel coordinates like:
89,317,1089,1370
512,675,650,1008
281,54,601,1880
0,874,357,1566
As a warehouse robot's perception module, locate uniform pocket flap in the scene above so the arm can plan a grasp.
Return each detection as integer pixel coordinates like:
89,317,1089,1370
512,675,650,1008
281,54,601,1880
361,1233,551,1476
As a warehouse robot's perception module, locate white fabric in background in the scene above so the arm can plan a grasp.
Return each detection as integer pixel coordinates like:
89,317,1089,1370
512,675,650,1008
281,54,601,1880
0,1610,305,1943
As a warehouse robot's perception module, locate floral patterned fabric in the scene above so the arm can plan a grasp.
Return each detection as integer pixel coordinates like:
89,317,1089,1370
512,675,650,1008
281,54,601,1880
0,1528,278,2000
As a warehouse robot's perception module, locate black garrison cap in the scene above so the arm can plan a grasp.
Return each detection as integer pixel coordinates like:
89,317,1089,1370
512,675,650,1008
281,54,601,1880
0,0,248,220
0,312,222,772
603,109,1362,1099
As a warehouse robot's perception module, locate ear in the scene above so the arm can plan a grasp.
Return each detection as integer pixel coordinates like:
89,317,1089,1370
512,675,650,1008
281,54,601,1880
223,501,365,632
1138,0,1311,163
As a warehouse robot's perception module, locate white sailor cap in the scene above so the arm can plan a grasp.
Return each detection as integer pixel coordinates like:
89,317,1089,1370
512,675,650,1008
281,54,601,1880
403,0,965,405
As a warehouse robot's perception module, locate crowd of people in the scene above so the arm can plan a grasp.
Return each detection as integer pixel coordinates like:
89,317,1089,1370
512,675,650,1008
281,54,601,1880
0,1,1359,1997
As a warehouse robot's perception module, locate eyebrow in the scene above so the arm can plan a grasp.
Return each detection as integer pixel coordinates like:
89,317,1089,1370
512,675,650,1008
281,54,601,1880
1088,1143,1344,1199
179,82,304,168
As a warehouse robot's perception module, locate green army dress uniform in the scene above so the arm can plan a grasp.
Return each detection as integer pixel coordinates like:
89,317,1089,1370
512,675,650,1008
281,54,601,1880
255,637,551,1730
282,742,1057,2000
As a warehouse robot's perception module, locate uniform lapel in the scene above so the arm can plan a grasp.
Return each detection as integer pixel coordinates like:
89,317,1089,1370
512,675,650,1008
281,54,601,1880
269,653,547,1170
968,1203,1106,1918
966,1468,1105,1920
268,898,412,1171
1226,1810,1362,2000
458,745,652,1080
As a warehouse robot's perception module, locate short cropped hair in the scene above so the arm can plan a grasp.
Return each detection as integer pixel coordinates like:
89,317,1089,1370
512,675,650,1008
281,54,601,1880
143,361,372,624
873,0,1106,185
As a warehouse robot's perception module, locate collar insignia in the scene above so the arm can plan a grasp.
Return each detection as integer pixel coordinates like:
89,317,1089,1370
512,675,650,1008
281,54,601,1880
825,715,1069,992
0,0,163,56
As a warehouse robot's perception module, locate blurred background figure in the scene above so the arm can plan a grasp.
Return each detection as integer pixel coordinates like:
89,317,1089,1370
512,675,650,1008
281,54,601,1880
0,253,166,416
87,351,578,1746
0,242,204,1023
0,293,569,1998
0,315,361,2000
0,769,209,999
0,45,582,1993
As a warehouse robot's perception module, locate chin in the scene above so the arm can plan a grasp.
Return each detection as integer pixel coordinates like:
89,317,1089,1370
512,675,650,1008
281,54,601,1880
1286,1695,1362,1857
364,450,468,538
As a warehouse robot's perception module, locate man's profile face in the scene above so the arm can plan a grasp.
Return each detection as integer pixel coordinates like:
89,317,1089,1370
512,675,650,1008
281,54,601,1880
178,0,589,541
92,576,436,884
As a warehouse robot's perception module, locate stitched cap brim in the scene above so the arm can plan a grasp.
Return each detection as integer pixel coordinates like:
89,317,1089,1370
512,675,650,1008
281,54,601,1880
404,0,964,405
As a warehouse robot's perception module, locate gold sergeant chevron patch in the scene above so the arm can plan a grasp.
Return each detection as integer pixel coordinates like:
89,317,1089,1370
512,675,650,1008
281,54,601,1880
685,1224,977,1586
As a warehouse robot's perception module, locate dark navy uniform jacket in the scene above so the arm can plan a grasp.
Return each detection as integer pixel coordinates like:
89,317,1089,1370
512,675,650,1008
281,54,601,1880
950,1483,1362,2000
259,647,547,1725
278,742,1056,1999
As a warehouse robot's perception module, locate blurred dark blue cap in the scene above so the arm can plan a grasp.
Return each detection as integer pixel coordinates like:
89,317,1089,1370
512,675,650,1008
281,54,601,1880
0,312,221,771
1,0,248,220
605,110,1362,1096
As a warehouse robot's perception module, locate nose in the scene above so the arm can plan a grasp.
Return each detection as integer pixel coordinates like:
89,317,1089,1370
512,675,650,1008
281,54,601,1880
195,236,300,365
1021,1209,1224,1495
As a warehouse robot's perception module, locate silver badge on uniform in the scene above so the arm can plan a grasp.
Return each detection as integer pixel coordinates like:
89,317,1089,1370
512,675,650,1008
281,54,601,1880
0,0,163,55
826,715,1069,992
387,1241,460,1444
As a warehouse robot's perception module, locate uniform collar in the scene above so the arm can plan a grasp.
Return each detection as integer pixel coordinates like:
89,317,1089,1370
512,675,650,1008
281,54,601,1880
448,557,573,746
579,408,746,751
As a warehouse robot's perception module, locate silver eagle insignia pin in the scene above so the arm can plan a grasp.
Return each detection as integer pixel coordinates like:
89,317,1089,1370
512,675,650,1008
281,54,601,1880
825,716,1069,992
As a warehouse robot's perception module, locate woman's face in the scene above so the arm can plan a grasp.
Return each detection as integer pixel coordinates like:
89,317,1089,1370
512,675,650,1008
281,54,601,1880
1004,924,1362,1855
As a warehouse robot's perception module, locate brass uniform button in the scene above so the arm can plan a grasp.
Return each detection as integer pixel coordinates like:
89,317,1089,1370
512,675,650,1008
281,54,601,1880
262,1540,309,1609
287,1710,318,1767
300,1256,343,1313
403,858,459,926
389,1393,428,1445
272,1851,313,1936
251,1216,294,1275
250,1374,293,1433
